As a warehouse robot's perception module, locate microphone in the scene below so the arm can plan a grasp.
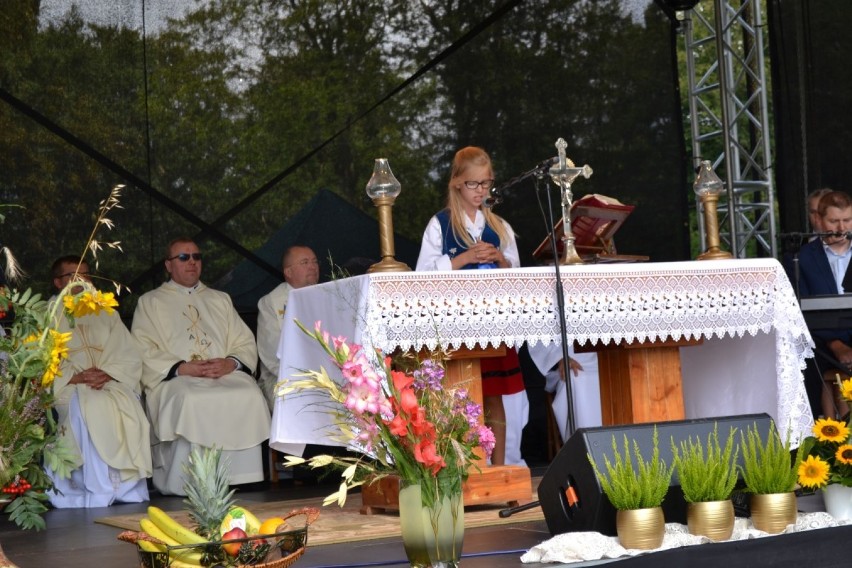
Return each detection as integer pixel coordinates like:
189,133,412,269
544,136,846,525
486,157,559,208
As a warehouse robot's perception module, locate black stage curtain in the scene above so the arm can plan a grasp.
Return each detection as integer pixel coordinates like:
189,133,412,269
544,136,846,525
769,0,852,234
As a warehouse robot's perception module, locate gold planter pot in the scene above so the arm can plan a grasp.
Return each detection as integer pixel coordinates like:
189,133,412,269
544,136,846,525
750,492,797,534
687,500,734,541
616,507,665,550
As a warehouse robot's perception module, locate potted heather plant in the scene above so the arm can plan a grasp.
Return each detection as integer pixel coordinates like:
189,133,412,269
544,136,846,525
671,424,739,540
739,422,800,534
588,427,674,550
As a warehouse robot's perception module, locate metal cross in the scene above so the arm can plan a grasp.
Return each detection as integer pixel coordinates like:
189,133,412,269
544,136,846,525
548,138,593,265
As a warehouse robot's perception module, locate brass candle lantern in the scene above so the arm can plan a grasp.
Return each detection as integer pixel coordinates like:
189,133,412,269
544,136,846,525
693,160,733,260
365,158,411,273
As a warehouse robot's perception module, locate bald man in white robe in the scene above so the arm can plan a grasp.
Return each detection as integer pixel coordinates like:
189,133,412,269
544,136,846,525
132,238,271,495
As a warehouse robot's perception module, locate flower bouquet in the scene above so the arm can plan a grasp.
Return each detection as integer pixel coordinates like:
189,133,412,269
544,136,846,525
280,320,495,567
795,376,852,520
0,186,124,530
796,376,852,492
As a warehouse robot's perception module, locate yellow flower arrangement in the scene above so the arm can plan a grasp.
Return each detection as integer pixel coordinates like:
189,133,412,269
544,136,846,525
0,184,126,530
796,377,852,490
63,290,118,319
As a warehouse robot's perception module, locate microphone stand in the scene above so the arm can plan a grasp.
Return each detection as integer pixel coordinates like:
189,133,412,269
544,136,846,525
491,157,557,199
499,173,578,520
543,175,577,440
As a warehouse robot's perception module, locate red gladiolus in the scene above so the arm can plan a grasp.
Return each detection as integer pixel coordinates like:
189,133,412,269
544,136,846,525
392,371,419,414
410,408,434,438
388,413,409,437
391,370,414,391
414,438,447,475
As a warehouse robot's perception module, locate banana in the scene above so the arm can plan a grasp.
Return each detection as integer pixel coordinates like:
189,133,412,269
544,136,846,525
167,546,205,566
137,539,166,554
147,505,208,545
140,517,204,566
140,517,181,547
168,560,206,568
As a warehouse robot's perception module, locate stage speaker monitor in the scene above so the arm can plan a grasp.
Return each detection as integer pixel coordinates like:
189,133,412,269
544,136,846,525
537,413,774,537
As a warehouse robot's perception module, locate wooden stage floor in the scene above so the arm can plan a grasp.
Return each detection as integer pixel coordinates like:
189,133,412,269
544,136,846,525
0,477,554,568
1,476,850,568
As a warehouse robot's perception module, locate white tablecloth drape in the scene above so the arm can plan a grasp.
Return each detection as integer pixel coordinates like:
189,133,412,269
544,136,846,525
270,259,815,456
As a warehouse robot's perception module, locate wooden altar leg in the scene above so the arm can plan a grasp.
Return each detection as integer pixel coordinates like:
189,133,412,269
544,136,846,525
360,346,533,514
592,337,703,425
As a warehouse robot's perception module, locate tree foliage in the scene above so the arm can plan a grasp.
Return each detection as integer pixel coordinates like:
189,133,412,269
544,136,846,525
0,0,689,312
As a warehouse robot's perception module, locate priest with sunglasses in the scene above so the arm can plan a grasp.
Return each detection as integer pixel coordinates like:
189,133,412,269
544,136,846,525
131,237,271,495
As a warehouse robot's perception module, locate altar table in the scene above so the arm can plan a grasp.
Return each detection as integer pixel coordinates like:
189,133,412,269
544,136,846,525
270,259,815,458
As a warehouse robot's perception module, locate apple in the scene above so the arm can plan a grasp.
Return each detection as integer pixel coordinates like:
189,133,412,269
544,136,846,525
221,526,247,556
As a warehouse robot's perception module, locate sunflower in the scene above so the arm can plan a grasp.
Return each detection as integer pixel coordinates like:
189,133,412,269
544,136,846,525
63,290,119,318
812,418,850,443
840,377,852,403
41,329,72,387
798,454,831,489
836,444,852,466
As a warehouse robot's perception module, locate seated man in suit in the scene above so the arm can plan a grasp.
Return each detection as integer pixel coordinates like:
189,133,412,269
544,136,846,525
793,190,852,417
132,238,271,495
47,256,152,507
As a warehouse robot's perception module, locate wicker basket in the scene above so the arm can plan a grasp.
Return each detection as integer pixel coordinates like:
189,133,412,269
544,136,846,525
120,507,319,568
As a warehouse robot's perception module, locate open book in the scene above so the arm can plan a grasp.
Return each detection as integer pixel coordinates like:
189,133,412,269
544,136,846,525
532,194,647,263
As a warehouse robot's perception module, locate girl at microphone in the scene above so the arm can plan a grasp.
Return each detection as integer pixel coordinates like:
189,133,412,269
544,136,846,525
416,146,526,466
416,146,519,271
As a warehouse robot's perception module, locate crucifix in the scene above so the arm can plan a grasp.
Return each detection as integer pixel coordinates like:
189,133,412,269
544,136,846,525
548,137,593,265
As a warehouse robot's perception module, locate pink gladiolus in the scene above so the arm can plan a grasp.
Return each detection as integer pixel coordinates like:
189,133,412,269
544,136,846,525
341,361,364,382
344,383,384,415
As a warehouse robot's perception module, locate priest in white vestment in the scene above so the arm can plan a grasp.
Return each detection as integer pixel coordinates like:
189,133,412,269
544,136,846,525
46,256,152,508
256,245,319,410
132,238,271,495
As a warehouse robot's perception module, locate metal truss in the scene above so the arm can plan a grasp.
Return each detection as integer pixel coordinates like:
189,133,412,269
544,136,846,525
683,0,777,258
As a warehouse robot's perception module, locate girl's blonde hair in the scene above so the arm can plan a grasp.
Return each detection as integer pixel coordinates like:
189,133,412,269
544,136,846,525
446,146,509,248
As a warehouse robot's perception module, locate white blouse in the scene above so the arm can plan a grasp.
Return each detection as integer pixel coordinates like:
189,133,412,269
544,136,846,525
415,209,521,271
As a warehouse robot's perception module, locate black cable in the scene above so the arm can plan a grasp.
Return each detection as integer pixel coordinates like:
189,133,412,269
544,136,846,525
0,87,282,289
1,1,525,289
140,0,157,287
206,0,526,229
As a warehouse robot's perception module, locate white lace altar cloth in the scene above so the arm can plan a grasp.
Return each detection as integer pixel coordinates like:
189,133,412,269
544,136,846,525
270,258,814,456
520,513,850,564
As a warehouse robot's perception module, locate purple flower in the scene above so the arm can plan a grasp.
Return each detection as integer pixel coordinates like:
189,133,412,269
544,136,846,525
472,425,496,459
413,359,444,390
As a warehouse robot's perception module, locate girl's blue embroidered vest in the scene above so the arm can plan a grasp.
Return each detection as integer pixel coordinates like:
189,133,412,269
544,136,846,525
436,209,499,270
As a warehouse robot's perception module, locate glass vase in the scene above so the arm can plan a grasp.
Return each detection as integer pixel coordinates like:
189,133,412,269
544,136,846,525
398,478,464,568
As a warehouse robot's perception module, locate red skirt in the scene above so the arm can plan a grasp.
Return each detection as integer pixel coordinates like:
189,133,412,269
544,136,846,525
480,347,525,397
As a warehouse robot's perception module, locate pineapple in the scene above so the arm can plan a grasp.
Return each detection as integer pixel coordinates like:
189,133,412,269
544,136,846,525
182,446,236,540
